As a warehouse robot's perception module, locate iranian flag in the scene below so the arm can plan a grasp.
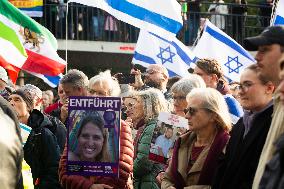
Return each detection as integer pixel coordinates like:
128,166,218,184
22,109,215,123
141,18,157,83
0,0,66,81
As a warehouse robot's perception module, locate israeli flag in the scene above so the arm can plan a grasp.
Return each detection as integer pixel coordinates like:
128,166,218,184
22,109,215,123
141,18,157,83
271,0,284,25
28,71,63,88
133,30,197,77
193,20,255,82
68,0,183,37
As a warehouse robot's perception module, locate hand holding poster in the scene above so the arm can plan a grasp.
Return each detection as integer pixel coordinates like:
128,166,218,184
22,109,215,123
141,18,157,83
67,96,121,177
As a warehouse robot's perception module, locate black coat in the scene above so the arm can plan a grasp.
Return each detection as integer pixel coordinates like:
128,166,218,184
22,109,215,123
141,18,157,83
213,105,273,189
24,110,62,189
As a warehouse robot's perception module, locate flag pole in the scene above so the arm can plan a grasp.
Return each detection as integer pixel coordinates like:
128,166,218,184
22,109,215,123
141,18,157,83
270,0,278,25
65,2,69,74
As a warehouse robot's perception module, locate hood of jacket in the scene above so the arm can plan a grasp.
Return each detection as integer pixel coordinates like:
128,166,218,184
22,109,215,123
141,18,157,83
27,109,52,130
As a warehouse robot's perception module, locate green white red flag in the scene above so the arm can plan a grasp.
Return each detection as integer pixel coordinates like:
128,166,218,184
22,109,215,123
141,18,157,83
0,0,66,82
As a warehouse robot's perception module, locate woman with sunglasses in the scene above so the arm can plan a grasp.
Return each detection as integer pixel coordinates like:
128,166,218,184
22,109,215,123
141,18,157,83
161,88,231,189
155,75,206,186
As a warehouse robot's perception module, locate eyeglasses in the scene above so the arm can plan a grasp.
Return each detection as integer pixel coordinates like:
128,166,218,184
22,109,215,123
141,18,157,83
124,97,139,109
172,96,186,101
237,82,259,92
145,69,162,75
184,107,199,116
229,85,239,92
125,102,136,109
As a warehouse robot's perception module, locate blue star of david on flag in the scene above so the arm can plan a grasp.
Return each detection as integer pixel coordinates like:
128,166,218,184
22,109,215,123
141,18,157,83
156,46,176,64
132,30,197,77
224,56,243,74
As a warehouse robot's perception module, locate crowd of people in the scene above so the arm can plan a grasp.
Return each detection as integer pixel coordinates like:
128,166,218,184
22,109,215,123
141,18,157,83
1,25,284,189
38,1,272,44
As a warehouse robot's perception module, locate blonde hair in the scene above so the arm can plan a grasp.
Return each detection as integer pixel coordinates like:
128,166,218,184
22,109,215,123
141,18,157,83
186,88,232,132
89,70,121,97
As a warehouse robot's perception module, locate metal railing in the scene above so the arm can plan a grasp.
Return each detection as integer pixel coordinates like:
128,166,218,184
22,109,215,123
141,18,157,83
36,2,272,45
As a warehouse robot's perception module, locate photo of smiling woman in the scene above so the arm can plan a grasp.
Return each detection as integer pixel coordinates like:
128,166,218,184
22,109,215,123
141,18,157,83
68,113,111,162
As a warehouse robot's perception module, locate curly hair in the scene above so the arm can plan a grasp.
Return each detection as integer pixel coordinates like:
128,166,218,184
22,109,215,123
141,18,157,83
88,70,121,97
195,58,224,79
130,88,168,122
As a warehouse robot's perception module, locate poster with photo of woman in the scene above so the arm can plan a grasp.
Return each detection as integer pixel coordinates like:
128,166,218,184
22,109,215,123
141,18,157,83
67,96,121,177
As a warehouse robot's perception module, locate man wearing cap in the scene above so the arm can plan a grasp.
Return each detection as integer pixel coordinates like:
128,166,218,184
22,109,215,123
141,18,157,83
243,25,284,189
9,88,62,189
21,84,43,111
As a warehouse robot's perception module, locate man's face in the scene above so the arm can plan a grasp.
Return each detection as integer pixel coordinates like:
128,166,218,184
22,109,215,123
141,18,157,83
144,65,166,89
255,44,283,85
279,57,284,105
42,94,50,107
8,94,29,117
58,84,66,104
0,79,6,91
62,83,85,98
165,128,173,139
193,66,216,88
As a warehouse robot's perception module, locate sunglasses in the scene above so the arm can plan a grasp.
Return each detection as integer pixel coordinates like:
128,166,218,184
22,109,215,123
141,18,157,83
184,107,198,116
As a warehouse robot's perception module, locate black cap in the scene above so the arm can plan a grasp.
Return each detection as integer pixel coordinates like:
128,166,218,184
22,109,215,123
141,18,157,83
243,25,284,51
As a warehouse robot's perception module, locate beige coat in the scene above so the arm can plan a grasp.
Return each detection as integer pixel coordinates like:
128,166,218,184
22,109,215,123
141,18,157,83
0,108,22,189
252,90,284,188
161,132,211,189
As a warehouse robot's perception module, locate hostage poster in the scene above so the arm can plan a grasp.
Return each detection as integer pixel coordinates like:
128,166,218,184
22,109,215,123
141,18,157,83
149,112,188,164
67,96,121,177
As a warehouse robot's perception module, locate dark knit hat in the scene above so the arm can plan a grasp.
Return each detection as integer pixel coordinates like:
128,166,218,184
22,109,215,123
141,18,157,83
12,89,34,112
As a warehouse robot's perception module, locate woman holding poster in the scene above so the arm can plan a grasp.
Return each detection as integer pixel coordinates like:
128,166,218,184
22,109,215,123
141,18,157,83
59,70,134,189
161,88,231,189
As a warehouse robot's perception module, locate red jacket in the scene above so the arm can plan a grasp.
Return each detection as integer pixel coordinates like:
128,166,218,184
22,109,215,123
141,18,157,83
59,121,134,189
44,101,62,114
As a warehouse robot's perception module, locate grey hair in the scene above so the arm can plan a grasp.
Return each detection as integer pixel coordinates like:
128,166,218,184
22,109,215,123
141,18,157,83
89,70,121,97
170,74,206,96
148,64,169,78
186,88,232,132
21,84,42,99
60,69,88,88
133,88,168,122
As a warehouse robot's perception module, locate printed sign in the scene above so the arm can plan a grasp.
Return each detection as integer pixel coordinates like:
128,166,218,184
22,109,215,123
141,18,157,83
158,112,188,129
149,113,189,164
67,96,121,177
